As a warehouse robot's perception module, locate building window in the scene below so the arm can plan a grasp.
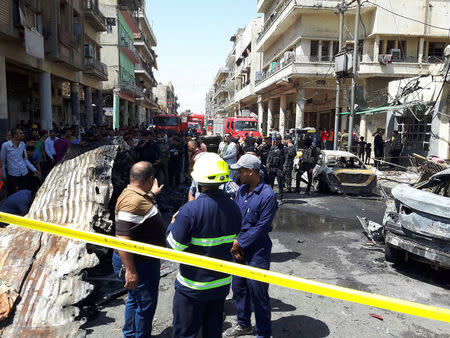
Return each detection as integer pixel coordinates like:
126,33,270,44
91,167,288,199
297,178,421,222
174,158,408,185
310,40,319,61
386,40,396,54
428,42,445,62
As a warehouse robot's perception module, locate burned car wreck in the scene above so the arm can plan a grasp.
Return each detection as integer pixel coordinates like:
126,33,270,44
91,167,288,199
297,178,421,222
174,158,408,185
313,150,377,195
383,169,450,269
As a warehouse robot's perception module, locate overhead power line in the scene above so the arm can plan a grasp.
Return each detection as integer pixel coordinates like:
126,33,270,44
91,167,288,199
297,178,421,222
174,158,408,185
364,0,450,31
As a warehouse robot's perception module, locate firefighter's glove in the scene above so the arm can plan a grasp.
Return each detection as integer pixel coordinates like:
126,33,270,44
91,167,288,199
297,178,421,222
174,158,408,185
230,239,244,261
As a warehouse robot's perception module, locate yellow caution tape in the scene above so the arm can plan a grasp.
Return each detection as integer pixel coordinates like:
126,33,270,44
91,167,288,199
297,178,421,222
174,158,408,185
1,212,449,323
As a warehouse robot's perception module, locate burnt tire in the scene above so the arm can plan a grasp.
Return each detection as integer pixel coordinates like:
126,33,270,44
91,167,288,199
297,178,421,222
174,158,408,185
385,243,403,263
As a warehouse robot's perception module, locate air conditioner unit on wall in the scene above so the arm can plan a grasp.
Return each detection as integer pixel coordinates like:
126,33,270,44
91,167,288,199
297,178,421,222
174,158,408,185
85,44,94,58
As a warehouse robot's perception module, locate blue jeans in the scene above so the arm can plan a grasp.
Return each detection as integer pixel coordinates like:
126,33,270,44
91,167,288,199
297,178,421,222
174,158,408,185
113,252,160,338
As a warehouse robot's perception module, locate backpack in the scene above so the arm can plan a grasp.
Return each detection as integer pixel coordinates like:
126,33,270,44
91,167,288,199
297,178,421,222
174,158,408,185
301,146,318,164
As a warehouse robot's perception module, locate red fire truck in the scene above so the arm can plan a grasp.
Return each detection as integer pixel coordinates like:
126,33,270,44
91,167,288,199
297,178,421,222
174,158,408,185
213,116,261,139
186,114,205,134
153,115,185,134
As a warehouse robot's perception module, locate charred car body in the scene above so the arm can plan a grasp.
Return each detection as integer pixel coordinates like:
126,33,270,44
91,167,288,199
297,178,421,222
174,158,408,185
383,169,450,269
312,150,377,195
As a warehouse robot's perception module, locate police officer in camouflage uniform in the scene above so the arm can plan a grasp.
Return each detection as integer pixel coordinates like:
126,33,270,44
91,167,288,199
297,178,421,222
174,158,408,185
283,135,296,193
267,134,285,201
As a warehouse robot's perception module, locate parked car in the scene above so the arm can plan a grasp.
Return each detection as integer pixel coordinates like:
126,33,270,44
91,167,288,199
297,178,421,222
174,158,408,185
383,169,450,269
312,150,377,195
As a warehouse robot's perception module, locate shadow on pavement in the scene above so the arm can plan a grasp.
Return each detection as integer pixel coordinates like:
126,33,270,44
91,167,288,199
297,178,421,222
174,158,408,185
271,251,301,263
272,315,330,337
390,259,450,289
280,199,307,205
224,297,296,317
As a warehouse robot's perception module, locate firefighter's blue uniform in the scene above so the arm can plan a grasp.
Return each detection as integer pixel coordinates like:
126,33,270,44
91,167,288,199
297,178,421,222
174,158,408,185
233,179,278,338
166,190,242,338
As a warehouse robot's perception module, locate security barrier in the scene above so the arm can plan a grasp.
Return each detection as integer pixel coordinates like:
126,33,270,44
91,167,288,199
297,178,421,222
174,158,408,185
0,212,449,323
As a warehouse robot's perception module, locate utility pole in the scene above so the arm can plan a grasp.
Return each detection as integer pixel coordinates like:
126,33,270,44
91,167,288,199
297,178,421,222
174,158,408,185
348,0,361,150
334,0,346,150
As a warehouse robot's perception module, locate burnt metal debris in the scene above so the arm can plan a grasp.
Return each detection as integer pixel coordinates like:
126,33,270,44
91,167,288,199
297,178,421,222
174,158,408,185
0,144,132,336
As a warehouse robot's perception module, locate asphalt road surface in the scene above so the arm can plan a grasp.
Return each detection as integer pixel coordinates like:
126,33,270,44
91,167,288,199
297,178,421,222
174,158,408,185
84,192,450,337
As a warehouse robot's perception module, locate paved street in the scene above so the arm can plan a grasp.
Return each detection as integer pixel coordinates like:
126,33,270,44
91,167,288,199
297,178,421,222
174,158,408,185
84,193,450,337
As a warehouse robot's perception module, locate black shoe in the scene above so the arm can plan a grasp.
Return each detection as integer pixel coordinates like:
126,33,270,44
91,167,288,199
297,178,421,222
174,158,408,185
294,188,300,193
286,188,292,193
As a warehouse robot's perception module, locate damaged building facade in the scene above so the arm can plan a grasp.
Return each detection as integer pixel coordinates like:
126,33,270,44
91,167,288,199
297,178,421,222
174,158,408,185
382,60,450,161
206,0,450,150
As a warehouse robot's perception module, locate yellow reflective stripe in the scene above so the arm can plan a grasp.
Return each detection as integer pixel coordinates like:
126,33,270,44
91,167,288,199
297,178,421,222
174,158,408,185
167,232,188,251
1,212,449,323
176,273,231,290
191,234,237,247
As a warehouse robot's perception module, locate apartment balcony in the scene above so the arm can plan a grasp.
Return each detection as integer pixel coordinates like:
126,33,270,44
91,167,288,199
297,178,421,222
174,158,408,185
134,33,155,62
255,54,334,92
119,26,140,64
257,0,274,13
358,55,432,78
256,0,341,51
214,67,230,86
120,77,135,94
84,58,108,81
136,87,158,106
234,84,254,102
137,9,157,46
84,0,107,32
135,61,156,86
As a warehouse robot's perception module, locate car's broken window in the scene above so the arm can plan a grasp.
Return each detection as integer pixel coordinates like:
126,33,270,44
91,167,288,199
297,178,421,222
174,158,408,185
327,156,365,169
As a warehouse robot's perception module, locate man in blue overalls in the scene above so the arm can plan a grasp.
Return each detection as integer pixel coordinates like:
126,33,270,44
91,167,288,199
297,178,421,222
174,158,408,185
167,153,242,338
227,154,278,338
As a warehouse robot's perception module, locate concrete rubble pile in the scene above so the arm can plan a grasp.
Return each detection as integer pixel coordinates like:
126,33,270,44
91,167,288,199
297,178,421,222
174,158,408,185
0,142,133,337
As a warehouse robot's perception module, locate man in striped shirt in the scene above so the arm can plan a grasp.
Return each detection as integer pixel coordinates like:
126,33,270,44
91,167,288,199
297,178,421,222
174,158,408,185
113,161,165,337
166,153,242,338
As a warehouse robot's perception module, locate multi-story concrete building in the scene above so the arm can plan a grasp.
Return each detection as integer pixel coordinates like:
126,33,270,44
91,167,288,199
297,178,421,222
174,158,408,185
211,29,246,117
230,18,263,123
207,0,449,157
254,0,449,141
0,0,109,132
153,82,179,115
100,0,158,128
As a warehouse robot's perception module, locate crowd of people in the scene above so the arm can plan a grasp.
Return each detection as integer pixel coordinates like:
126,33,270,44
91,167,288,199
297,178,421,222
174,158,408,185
0,118,407,337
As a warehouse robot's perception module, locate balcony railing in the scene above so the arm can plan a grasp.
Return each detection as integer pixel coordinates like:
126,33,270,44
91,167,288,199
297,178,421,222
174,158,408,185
84,0,106,31
134,33,154,59
120,79,135,93
119,26,140,61
135,61,153,75
257,0,295,43
84,58,108,79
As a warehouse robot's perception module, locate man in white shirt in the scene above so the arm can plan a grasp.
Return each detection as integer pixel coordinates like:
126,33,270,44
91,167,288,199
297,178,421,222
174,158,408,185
44,130,59,162
1,129,39,195
218,133,237,181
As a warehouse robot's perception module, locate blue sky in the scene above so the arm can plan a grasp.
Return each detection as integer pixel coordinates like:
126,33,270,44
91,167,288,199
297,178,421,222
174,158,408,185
146,0,259,114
